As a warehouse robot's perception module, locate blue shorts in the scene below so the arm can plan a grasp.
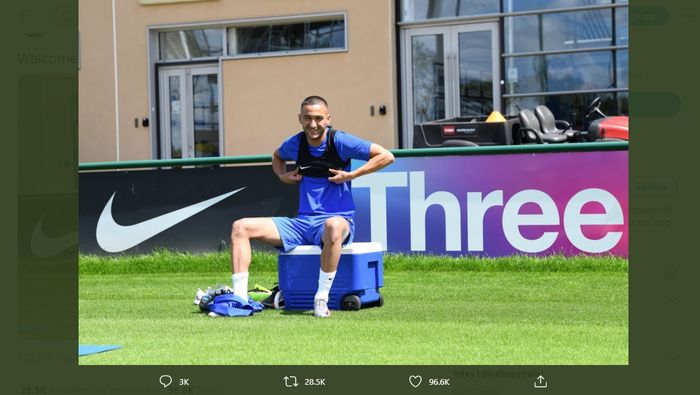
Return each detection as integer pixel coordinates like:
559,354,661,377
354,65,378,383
272,215,355,252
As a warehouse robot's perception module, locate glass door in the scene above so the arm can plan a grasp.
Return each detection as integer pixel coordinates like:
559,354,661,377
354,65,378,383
455,23,500,118
190,67,220,158
160,68,187,159
402,22,500,147
404,26,449,130
159,65,220,159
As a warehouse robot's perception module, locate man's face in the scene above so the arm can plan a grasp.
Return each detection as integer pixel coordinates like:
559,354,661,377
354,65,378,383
299,103,331,145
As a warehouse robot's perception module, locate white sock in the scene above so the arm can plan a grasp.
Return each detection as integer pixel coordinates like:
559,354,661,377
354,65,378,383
314,270,336,301
232,272,249,300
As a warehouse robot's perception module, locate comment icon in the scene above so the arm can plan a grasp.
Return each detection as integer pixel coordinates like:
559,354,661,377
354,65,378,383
159,375,173,388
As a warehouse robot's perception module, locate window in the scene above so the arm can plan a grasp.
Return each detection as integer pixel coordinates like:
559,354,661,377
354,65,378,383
504,9,613,54
615,6,628,45
159,29,223,61
229,18,345,55
505,51,614,94
401,0,499,21
616,50,628,89
156,15,346,62
502,4,628,123
504,0,612,13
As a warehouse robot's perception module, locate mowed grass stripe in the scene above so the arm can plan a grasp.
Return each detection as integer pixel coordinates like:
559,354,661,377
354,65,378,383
79,250,627,275
79,267,627,365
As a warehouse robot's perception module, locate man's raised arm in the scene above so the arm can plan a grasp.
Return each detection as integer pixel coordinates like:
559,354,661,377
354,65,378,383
328,143,395,184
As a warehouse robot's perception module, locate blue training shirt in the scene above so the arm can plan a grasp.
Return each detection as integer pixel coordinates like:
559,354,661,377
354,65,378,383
277,130,372,217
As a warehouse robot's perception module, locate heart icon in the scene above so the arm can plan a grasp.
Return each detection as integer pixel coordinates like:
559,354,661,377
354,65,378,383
409,375,422,388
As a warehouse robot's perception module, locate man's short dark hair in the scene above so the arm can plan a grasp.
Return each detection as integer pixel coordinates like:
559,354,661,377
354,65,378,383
300,95,328,110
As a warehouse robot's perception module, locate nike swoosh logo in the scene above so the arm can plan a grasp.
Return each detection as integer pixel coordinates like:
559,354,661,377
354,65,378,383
299,166,311,170
96,187,245,253
30,216,77,258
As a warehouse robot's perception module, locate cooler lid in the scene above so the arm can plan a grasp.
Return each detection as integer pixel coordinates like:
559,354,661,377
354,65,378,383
282,242,384,255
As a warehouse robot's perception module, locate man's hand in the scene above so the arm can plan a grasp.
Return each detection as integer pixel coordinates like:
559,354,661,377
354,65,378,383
328,168,355,184
272,150,302,184
280,168,303,184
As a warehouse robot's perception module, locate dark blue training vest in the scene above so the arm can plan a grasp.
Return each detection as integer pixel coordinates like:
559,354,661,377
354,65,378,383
296,129,350,178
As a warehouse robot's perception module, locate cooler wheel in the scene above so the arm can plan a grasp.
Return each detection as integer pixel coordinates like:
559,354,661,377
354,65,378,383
341,294,361,311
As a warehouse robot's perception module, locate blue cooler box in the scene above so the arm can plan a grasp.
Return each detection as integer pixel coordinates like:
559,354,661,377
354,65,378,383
278,242,384,311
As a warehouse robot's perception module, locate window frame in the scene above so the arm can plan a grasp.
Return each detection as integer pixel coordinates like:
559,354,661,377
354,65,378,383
152,12,348,64
498,4,628,102
224,14,347,60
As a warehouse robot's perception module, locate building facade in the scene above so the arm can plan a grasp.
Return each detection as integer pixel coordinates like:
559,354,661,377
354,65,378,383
79,0,628,162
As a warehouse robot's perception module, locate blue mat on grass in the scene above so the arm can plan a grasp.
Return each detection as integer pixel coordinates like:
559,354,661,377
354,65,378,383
79,344,121,356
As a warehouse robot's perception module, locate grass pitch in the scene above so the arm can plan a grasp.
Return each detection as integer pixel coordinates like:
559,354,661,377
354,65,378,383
79,251,627,365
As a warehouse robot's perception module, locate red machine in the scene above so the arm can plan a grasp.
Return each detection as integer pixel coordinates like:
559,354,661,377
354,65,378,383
584,97,629,141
